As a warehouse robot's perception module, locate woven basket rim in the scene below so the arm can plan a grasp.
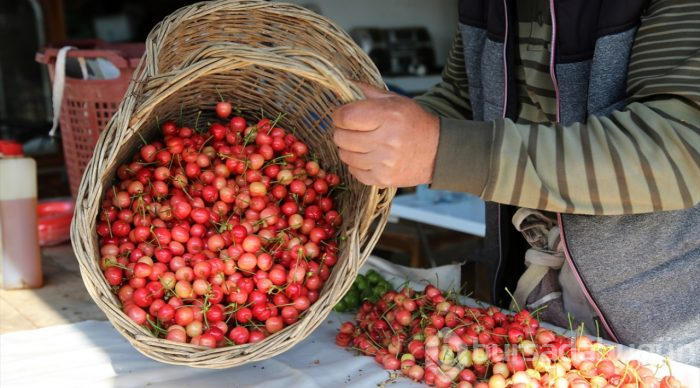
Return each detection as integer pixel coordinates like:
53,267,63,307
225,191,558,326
143,0,381,82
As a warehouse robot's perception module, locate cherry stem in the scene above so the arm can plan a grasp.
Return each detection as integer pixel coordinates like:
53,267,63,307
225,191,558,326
194,111,202,133
504,287,520,312
268,112,286,135
198,134,214,153
137,131,148,146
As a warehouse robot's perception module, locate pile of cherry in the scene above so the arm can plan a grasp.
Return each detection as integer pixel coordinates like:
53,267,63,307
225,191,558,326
336,285,684,388
97,101,343,348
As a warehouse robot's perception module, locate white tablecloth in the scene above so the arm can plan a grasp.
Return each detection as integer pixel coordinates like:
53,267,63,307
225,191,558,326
2,256,697,387
0,256,457,388
1,317,425,388
3,316,698,388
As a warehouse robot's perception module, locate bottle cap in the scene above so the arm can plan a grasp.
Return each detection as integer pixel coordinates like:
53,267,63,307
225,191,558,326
0,140,23,156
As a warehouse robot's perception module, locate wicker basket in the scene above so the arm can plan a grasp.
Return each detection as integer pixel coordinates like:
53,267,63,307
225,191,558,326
71,0,395,369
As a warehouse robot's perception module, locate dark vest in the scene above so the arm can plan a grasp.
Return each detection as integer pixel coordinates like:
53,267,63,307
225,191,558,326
458,0,700,366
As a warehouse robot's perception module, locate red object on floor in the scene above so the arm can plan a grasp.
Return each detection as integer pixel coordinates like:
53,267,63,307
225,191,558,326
37,199,75,246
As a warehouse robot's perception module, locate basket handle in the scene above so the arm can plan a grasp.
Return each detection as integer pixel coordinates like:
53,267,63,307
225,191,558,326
48,46,77,137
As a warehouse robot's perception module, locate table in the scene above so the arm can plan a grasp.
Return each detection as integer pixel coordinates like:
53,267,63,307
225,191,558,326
389,192,486,237
2,258,698,387
0,318,424,388
0,256,453,388
384,74,443,95
2,311,697,387
388,192,486,267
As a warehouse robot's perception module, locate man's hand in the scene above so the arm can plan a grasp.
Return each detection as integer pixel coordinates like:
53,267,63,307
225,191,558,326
332,83,440,187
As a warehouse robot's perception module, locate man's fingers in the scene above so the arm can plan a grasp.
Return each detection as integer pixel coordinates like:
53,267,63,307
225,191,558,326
355,82,393,99
332,85,397,132
337,148,376,171
332,100,388,132
347,166,379,187
333,127,380,153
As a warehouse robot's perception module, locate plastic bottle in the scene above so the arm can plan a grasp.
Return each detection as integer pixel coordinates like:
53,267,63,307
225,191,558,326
0,140,43,289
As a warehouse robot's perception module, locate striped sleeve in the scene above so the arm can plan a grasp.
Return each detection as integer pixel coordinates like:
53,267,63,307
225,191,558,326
627,0,700,104
431,0,700,215
483,0,700,214
414,29,473,120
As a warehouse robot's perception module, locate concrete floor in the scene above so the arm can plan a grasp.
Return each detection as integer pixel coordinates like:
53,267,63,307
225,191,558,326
0,243,106,334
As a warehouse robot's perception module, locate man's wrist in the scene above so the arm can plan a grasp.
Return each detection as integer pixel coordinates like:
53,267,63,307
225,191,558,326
430,118,493,195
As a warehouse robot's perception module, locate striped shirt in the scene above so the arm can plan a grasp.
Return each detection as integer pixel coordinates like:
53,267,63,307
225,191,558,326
514,1,557,124
416,0,700,215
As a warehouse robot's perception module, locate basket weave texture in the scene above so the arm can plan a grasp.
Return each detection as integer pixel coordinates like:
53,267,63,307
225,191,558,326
71,0,395,368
